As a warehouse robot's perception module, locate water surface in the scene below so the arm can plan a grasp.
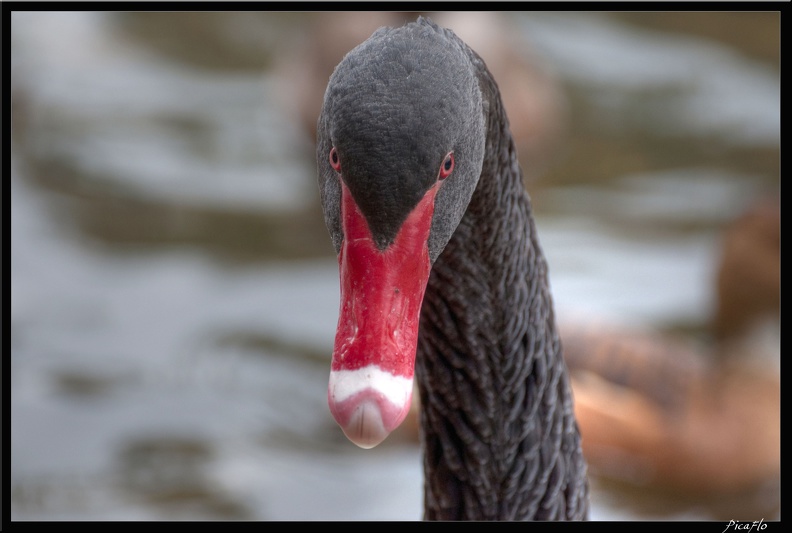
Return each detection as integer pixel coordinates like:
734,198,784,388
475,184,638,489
11,11,780,521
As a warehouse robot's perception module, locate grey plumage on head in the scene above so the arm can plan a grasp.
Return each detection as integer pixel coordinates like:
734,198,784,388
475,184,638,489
317,17,486,262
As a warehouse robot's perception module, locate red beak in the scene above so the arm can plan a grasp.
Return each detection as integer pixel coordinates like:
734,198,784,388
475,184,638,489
328,181,439,448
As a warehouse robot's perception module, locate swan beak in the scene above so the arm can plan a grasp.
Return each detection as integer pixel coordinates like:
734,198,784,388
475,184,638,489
328,182,438,448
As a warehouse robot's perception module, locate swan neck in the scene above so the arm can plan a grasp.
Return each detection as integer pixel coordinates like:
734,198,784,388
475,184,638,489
416,66,589,520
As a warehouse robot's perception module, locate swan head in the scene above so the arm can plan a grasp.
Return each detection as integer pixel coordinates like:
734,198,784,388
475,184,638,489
317,18,487,447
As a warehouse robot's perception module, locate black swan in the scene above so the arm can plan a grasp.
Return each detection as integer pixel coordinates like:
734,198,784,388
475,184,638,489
316,18,589,520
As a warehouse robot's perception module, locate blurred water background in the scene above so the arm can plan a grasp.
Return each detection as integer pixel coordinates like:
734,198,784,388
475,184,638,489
10,11,780,521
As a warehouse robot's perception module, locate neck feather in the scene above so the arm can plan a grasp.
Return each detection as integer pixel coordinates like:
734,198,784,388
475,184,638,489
415,63,589,520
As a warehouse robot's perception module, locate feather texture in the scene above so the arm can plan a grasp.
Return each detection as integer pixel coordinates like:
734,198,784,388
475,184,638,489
416,36,589,520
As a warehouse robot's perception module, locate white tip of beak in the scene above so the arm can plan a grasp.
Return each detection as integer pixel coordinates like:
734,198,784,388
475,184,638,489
328,367,414,448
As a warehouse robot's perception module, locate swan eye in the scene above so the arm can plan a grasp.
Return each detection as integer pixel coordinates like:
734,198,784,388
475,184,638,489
438,152,454,180
329,147,341,173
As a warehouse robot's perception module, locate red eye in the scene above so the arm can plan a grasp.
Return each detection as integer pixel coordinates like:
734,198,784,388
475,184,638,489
329,147,341,172
438,152,454,180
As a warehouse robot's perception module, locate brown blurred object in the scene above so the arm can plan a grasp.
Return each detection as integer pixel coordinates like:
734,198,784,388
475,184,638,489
277,11,568,182
712,197,780,347
563,196,780,494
